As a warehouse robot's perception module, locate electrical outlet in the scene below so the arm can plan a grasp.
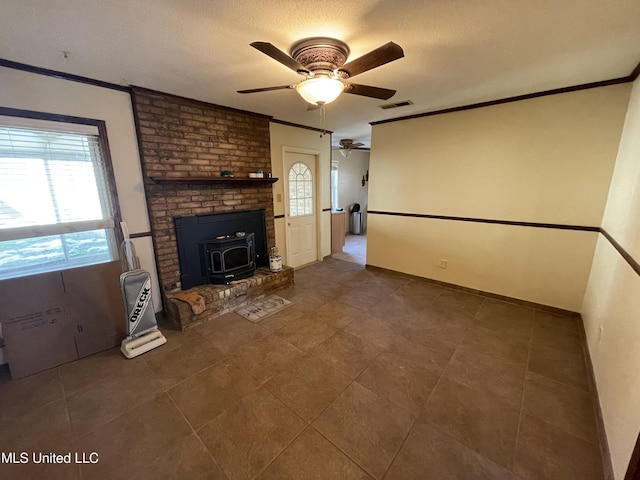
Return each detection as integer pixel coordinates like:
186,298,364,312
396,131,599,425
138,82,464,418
439,259,447,269
276,193,282,202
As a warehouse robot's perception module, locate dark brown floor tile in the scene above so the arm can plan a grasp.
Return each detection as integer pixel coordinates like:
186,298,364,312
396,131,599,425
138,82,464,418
59,346,145,395
194,314,269,355
338,269,380,288
297,277,351,299
278,288,328,312
335,288,386,312
477,298,535,322
258,305,307,331
67,358,163,437
344,313,407,349
275,316,339,352
395,280,446,301
528,341,589,390
356,352,440,414
169,360,261,430
475,299,534,341
313,302,365,329
420,377,520,469
534,310,580,333
265,355,351,422
531,321,583,355
311,331,381,379
146,325,203,361
131,433,227,480
403,312,472,346
514,414,604,480
198,388,306,480
313,382,415,479
435,288,485,317
369,293,421,322
523,372,598,442
0,398,73,455
227,334,304,384
418,298,478,325
79,393,192,480
443,346,526,407
386,422,521,480
0,456,81,480
144,334,224,389
384,334,455,371
367,270,412,290
0,367,63,424
257,427,372,479
462,325,530,364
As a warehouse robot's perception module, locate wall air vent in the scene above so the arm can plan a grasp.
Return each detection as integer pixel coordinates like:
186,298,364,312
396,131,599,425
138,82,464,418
378,100,414,109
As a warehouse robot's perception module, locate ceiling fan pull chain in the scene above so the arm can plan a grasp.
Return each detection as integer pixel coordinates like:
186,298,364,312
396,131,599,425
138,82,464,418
320,105,326,137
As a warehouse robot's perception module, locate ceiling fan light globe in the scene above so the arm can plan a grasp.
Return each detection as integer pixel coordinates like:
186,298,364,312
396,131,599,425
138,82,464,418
295,77,344,105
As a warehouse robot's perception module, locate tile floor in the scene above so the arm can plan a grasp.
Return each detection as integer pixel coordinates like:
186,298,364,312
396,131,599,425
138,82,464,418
332,234,367,265
0,259,604,480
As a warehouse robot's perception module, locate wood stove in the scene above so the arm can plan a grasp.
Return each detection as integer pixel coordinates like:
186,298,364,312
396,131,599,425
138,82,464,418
200,233,256,284
175,209,268,289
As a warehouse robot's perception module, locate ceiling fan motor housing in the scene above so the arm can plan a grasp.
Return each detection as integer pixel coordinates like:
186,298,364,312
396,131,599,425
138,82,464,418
291,38,350,76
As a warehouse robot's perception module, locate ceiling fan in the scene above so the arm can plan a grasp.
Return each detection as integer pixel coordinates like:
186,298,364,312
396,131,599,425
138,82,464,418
237,37,404,106
336,139,365,157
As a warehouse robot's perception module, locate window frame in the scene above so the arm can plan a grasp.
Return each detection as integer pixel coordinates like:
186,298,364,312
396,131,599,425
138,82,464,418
287,161,314,218
0,107,123,277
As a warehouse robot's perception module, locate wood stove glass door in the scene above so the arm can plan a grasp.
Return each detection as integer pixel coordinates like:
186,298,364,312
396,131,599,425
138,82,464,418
284,152,318,268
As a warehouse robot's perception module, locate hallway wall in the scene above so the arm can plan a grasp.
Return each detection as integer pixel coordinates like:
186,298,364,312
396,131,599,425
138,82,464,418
582,75,640,479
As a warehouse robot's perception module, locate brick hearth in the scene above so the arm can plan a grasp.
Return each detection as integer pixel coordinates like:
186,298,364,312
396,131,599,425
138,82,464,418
165,266,294,330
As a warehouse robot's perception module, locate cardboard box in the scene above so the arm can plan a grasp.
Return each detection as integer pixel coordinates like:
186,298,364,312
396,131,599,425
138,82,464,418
0,261,127,379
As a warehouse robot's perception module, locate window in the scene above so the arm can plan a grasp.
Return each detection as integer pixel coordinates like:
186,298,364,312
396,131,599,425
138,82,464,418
331,160,339,210
0,114,119,280
288,162,313,217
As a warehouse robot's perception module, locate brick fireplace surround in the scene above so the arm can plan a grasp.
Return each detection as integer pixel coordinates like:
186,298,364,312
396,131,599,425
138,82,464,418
131,87,292,328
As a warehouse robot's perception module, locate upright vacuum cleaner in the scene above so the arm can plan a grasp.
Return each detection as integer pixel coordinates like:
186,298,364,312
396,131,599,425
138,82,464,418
119,222,167,359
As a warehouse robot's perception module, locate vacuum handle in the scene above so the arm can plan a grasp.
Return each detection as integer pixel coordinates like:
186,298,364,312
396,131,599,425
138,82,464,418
120,221,135,271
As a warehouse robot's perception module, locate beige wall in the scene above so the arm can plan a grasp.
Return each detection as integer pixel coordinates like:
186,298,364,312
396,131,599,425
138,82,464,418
582,76,640,479
332,149,370,233
269,122,331,264
0,66,161,309
368,84,630,311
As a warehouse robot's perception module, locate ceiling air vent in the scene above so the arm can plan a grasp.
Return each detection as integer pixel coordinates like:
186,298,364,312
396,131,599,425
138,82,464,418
378,100,414,109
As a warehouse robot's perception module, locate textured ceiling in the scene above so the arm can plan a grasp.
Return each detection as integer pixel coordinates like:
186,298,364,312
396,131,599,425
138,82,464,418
1,0,639,147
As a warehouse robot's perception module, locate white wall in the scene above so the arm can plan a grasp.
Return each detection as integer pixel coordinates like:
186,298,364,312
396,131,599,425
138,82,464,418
368,84,630,311
269,122,331,264
582,76,640,479
332,149,369,233
0,66,160,309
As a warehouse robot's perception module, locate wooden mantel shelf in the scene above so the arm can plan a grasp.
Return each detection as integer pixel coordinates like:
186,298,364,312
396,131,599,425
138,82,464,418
149,176,279,185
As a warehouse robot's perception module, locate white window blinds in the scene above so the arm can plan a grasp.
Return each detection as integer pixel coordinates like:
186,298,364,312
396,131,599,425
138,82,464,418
0,117,117,280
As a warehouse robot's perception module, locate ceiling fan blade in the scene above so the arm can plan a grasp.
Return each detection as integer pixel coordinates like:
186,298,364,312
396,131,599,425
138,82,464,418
344,83,397,100
250,42,310,74
339,42,404,78
237,85,294,94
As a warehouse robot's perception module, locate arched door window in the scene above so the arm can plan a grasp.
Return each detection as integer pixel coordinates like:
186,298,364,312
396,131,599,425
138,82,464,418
288,162,313,217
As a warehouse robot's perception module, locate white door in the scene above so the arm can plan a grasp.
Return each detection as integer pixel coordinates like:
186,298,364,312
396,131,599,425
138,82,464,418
284,152,318,268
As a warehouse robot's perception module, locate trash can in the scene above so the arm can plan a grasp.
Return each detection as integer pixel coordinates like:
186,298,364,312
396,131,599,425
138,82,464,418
351,212,364,234
350,203,364,235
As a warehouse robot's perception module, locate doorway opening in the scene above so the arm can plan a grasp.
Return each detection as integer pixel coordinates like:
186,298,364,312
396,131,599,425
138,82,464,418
330,147,369,265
